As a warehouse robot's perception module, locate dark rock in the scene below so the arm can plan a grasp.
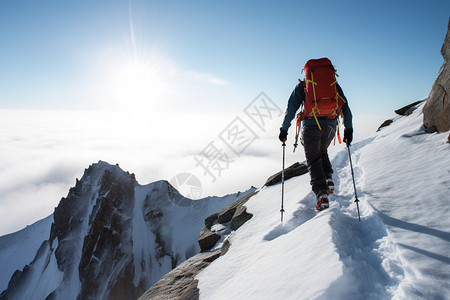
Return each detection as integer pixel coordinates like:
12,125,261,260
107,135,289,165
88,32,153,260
380,99,427,132
138,251,221,300
230,205,253,231
265,162,308,186
197,190,257,252
217,206,236,224
215,190,257,226
395,100,424,116
198,227,221,252
204,213,219,229
423,17,450,132
178,281,200,300
145,190,259,299
425,125,438,133
78,168,137,300
377,119,394,132
220,239,231,256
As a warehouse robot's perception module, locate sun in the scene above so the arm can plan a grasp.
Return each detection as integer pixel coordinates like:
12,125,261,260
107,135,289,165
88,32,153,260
109,57,173,112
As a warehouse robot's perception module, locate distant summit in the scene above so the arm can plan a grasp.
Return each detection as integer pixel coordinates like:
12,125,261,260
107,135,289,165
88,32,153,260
0,161,251,299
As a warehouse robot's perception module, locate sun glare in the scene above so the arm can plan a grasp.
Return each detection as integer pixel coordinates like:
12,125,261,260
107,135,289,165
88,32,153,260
110,59,171,112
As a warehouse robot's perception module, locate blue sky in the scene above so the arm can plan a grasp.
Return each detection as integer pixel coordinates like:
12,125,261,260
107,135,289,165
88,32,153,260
1,0,449,114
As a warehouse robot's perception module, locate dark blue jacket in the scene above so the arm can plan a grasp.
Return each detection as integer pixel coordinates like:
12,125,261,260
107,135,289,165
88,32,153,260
281,81,353,131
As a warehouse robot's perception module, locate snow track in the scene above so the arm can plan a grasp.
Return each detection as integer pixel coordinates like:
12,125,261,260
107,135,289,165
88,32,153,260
322,143,401,299
198,103,450,299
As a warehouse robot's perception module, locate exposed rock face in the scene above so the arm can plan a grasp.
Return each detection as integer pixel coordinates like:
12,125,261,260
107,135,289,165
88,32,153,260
1,161,242,300
264,162,308,186
377,101,425,132
141,190,259,300
138,251,221,300
2,163,146,300
198,227,221,253
395,100,424,116
198,191,257,252
377,119,394,132
78,169,137,300
423,18,450,132
140,163,312,299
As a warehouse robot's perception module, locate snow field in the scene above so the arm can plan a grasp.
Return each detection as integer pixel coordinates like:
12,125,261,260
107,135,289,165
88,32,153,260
197,147,399,300
197,102,450,299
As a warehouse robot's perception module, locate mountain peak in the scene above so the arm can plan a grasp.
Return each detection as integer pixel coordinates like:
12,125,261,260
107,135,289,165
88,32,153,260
0,160,247,300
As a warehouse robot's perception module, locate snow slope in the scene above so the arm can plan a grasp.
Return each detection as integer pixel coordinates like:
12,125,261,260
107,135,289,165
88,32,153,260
197,102,450,299
0,215,53,292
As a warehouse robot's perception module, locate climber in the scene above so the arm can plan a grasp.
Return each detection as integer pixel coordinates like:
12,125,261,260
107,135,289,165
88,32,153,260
278,58,353,211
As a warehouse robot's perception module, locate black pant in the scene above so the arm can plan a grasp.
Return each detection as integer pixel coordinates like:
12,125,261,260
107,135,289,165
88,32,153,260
301,125,336,196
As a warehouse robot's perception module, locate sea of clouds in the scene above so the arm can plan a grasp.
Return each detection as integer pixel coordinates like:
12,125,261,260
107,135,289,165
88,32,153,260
0,106,386,235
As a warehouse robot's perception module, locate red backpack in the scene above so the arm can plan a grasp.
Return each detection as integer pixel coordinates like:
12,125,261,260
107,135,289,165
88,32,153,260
293,58,346,151
300,58,346,129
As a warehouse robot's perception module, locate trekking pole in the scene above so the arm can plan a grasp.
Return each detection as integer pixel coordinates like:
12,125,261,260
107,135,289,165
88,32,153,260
347,145,361,222
280,142,286,222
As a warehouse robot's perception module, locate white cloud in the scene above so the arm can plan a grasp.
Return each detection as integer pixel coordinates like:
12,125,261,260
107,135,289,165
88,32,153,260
186,71,229,86
0,106,389,236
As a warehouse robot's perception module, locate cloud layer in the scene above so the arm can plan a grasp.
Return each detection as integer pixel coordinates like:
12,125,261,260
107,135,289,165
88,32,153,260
0,107,386,235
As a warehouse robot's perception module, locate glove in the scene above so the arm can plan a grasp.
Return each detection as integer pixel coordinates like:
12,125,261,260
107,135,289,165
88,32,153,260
279,128,288,143
343,128,353,146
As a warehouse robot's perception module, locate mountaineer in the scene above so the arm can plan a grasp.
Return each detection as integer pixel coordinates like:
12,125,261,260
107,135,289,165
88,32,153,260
279,58,353,211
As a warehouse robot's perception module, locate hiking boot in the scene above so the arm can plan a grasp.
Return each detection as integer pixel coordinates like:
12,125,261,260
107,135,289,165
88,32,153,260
316,193,329,211
326,178,335,195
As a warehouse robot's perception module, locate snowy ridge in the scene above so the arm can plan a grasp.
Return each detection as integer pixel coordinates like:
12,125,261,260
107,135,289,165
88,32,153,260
0,161,254,299
197,102,450,299
0,215,54,293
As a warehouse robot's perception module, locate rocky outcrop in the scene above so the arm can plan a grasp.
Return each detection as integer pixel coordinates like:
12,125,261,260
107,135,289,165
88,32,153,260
77,168,138,300
377,101,425,132
395,100,424,116
138,163,313,299
1,162,143,300
377,119,394,132
264,162,308,186
198,191,257,252
141,190,259,300
198,226,221,253
138,251,221,300
423,17,450,133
